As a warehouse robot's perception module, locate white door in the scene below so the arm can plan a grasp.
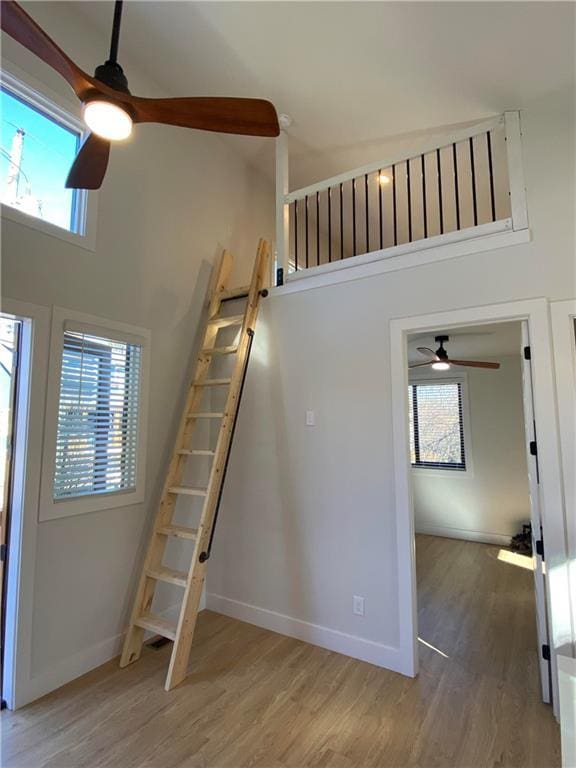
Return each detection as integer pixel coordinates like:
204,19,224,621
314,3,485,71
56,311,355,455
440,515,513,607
521,320,552,704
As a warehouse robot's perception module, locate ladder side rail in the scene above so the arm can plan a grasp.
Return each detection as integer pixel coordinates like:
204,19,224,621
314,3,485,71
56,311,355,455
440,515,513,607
208,250,233,319
120,327,218,666
164,240,270,689
120,251,234,668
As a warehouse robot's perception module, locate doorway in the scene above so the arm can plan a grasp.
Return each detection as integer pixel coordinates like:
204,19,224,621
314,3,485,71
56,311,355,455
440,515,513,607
0,315,22,706
406,320,551,705
390,299,571,720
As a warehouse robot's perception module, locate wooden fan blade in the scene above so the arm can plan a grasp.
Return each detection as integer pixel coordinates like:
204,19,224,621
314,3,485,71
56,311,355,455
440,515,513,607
65,134,110,190
449,359,501,369
409,361,433,369
2,3,279,138
1,1,94,98
127,96,280,137
416,347,440,361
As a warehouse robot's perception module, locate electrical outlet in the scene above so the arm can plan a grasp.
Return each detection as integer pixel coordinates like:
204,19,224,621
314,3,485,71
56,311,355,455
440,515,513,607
353,595,365,616
306,410,315,426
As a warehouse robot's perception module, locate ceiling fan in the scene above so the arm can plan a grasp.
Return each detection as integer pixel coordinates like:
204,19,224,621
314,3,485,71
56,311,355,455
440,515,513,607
0,0,280,189
409,335,501,371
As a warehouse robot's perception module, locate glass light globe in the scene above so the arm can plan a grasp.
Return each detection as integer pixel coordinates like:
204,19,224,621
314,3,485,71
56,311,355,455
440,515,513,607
432,361,451,371
82,100,133,140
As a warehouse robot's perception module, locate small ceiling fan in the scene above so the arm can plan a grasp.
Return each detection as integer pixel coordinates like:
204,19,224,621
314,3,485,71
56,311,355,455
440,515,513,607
0,0,280,189
409,335,501,370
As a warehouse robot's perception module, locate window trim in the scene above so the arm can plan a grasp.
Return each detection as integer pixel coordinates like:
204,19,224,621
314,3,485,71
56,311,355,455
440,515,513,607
0,64,98,252
39,307,150,520
408,373,473,477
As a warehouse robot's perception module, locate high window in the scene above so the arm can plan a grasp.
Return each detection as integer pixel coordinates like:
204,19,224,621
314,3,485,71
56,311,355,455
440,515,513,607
0,75,86,234
409,381,466,471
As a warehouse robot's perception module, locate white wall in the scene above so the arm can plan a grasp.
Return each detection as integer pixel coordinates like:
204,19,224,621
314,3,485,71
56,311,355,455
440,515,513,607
1,3,274,706
411,355,531,545
207,87,574,671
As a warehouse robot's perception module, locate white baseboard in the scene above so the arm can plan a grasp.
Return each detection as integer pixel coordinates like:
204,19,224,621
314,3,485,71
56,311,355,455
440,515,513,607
16,629,125,709
13,586,208,709
206,592,411,676
416,524,511,546
14,600,190,710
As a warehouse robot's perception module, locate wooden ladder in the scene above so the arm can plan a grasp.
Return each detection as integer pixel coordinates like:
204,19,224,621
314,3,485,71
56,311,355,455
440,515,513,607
120,239,270,690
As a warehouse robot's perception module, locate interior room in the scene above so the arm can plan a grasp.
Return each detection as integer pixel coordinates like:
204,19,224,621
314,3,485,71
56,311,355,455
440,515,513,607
1,2,575,767
408,323,529,546
406,321,552,709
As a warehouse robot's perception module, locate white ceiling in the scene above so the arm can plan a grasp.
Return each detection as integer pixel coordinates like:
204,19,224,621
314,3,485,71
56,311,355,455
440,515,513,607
407,322,522,364
35,2,576,186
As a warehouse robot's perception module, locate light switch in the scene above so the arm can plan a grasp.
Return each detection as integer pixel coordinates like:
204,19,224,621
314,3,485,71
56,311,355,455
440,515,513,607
353,596,365,616
306,410,315,426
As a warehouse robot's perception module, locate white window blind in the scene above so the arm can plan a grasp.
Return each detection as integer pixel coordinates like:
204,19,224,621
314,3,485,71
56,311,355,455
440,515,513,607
53,329,142,499
409,381,466,470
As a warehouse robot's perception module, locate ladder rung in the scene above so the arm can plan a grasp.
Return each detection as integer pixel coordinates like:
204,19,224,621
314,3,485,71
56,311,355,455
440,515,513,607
135,613,177,641
156,524,198,540
146,566,188,588
168,486,207,497
208,314,243,329
176,449,215,456
201,345,238,356
193,378,232,387
220,286,249,302
187,412,224,419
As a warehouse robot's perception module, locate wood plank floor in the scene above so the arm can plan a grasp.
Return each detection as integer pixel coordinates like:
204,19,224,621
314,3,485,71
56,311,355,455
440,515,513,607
2,536,560,767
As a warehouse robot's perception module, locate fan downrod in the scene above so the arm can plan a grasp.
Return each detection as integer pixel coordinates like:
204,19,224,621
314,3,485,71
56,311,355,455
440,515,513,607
94,1,130,93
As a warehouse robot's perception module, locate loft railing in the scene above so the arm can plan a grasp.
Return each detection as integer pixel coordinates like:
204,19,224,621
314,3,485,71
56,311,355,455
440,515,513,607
274,112,528,285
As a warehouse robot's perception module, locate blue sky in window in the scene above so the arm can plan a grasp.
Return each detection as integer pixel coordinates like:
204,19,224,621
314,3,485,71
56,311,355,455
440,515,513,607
1,87,79,230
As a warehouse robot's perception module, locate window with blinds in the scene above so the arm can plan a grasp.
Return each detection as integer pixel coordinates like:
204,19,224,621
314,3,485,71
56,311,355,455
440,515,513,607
53,328,142,499
409,381,466,470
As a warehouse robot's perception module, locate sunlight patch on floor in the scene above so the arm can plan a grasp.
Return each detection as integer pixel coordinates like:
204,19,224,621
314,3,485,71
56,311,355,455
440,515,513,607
497,548,534,571
418,637,450,658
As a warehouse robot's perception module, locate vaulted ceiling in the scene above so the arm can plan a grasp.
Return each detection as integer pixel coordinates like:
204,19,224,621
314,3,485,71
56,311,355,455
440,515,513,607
23,2,576,187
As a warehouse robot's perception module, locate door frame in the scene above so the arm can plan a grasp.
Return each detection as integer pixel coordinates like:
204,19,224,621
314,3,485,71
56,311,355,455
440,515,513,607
520,319,551,703
1,299,50,710
390,298,572,719
0,316,22,706
550,299,576,658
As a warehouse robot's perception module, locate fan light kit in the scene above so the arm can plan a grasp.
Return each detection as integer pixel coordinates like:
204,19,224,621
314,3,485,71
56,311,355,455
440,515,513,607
1,0,279,189
410,335,501,371
82,99,133,140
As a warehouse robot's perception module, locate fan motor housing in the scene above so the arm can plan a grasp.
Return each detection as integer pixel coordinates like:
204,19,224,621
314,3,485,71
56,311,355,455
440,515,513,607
434,335,450,359
94,61,130,94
